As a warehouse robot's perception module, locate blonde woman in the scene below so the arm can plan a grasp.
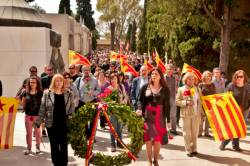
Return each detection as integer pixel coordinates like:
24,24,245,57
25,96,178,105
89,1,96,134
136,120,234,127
198,71,216,137
176,72,202,157
36,74,74,166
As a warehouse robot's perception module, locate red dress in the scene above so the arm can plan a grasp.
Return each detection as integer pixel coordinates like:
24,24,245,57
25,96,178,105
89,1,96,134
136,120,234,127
143,89,168,144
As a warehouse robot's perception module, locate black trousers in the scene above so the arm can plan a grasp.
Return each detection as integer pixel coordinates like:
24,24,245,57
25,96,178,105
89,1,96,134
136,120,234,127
47,127,68,166
100,114,107,128
76,100,97,139
176,106,181,125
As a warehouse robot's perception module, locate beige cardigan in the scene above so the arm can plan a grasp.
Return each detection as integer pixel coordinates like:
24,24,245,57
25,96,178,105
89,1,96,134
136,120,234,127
176,86,202,118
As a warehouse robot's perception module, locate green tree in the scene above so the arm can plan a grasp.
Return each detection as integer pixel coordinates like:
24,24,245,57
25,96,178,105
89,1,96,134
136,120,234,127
76,0,98,50
58,0,71,15
125,23,132,50
147,0,250,74
131,20,137,52
76,0,95,31
137,0,148,54
96,0,141,50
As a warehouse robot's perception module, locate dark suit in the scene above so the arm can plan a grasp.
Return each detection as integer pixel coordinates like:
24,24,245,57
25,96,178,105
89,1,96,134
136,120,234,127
130,76,148,110
41,75,53,90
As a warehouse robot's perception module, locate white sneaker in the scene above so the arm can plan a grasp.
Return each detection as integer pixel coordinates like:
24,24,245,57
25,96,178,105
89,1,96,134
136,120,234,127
24,150,31,155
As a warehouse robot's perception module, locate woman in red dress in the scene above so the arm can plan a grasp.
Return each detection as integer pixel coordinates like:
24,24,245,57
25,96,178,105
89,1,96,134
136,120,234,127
136,68,171,166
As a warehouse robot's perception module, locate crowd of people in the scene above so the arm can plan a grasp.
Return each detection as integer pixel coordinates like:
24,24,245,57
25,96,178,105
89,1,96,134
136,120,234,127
15,49,250,166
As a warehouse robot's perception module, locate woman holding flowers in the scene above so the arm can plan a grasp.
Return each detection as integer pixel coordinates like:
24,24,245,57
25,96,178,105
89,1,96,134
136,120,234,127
105,72,128,152
176,72,202,157
136,68,170,166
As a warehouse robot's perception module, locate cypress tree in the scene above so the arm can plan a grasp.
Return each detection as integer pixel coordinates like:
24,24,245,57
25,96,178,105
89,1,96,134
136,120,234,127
131,20,137,52
76,0,95,31
58,0,71,15
76,0,98,50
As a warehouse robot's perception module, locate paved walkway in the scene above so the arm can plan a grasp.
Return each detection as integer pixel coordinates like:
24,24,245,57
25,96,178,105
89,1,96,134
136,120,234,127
1,111,250,166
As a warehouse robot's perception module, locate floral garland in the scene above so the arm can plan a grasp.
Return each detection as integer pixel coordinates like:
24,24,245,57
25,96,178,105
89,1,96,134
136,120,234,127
68,90,144,165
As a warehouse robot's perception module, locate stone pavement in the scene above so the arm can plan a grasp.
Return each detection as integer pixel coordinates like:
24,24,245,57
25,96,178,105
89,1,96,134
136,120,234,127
1,111,250,166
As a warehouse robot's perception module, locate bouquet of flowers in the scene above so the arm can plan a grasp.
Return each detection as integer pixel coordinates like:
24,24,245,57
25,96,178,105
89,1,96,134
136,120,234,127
97,88,118,102
183,87,195,112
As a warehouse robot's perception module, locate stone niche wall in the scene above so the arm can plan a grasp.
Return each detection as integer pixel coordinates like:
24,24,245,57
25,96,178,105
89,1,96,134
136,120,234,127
0,27,51,97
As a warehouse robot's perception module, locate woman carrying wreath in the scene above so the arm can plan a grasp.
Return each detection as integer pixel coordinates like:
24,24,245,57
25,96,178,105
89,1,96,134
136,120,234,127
104,72,128,152
136,68,170,166
36,74,75,166
176,72,202,157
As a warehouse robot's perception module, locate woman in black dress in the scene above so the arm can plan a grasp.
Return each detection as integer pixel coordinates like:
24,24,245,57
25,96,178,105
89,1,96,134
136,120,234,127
136,68,170,166
36,74,74,166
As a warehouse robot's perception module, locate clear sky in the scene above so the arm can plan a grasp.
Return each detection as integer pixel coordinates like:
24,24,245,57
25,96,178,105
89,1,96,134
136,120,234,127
30,0,100,20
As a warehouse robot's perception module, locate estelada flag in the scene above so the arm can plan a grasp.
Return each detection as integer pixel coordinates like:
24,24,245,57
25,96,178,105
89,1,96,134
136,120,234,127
110,51,127,62
68,50,91,66
144,59,154,71
121,59,139,77
182,63,202,80
0,97,19,149
155,48,166,73
201,92,247,141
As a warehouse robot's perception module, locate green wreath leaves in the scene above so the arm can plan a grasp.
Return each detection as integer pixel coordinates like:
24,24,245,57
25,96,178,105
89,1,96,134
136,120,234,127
68,102,144,166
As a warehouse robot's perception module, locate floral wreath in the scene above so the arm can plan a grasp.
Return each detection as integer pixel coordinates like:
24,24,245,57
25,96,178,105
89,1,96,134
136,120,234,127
68,90,144,165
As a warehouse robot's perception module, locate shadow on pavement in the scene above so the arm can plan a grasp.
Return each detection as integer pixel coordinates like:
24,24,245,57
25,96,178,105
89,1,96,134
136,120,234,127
196,153,250,166
93,135,110,152
136,149,164,161
0,145,77,166
164,143,186,152
0,146,52,166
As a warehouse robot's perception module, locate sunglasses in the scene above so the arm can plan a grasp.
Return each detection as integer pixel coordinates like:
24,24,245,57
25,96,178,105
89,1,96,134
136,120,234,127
30,70,37,73
69,67,75,69
236,75,244,79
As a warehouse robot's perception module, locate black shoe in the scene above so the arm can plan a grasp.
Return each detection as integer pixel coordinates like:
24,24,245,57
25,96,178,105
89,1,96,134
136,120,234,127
219,144,225,151
42,130,47,137
204,134,212,138
233,147,242,152
111,146,116,152
187,153,193,157
191,152,198,155
170,130,179,135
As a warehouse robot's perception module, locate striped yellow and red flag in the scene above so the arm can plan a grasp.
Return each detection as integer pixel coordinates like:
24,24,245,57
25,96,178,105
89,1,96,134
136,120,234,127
110,51,127,62
155,48,166,73
68,50,91,66
182,63,202,80
121,59,139,77
201,92,247,141
144,59,154,71
0,97,19,149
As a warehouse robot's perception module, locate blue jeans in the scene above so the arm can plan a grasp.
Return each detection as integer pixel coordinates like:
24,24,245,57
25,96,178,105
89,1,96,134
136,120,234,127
110,115,122,147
